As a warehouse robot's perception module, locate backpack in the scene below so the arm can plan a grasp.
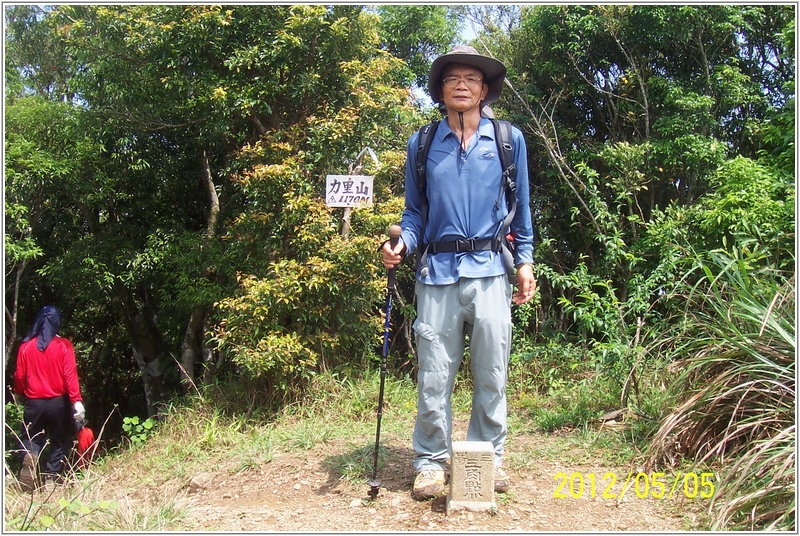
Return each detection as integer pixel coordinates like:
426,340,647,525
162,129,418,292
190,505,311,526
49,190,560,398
414,118,519,284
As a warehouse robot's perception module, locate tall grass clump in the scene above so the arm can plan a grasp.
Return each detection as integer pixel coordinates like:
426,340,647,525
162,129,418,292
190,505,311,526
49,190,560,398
646,246,795,530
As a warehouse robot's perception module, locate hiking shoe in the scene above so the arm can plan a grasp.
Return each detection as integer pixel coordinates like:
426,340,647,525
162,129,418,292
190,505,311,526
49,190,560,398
412,469,446,500
494,466,510,493
43,474,58,493
18,453,37,492
42,473,62,491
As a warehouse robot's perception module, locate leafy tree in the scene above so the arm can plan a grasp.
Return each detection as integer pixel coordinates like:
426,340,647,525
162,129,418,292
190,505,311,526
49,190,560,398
4,5,426,417
4,93,98,343
4,6,75,361
478,11,795,527
376,5,461,89
213,11,419,401
460,5,522,37
487,5,794,364
4,5,72,100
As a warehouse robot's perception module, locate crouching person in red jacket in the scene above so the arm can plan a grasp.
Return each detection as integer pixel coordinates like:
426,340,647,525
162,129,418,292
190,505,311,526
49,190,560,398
13,305,85,491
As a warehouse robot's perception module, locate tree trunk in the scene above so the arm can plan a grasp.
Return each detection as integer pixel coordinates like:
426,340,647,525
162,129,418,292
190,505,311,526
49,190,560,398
179,306,205,391
131,346,165,417
5,258,26,366
202,346,225,385
112,281,166,417
179,149,221,391
202,149,220,241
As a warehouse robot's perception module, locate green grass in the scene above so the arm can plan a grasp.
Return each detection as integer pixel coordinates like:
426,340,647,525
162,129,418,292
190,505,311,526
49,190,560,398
233,428,275,472
1,350,700,530
3,477,189,531
505,439,561,467
510,374,621,432
2,372,424,531
322,441,384,485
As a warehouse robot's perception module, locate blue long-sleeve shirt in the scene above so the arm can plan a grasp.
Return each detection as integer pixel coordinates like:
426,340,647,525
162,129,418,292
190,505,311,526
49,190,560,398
400,117,534,285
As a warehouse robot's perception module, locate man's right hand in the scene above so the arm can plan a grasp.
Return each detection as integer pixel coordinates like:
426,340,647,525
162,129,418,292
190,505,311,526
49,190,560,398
381,238,406,269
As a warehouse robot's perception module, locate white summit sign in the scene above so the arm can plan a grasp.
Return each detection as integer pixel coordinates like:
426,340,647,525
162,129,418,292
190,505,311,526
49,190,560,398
325,174,373,207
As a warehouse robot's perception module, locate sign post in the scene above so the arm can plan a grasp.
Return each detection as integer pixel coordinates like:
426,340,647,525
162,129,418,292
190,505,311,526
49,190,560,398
326,147,379,239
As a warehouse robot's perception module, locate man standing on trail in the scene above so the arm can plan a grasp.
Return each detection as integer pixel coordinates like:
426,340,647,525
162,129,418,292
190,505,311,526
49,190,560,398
381,46,535,500
13,305,85,490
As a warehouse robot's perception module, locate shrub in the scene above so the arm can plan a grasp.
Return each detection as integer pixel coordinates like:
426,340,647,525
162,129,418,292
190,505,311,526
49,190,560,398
646,246,795,530
214,231,385,401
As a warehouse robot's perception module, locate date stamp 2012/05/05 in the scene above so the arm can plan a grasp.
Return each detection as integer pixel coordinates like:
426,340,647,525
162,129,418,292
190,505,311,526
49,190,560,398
553,471,715,500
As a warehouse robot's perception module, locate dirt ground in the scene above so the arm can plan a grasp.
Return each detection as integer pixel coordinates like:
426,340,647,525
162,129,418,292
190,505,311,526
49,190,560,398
136,430,702,532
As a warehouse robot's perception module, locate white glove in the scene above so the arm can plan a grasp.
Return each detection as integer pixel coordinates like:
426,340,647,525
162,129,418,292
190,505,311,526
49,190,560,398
73,401,86,422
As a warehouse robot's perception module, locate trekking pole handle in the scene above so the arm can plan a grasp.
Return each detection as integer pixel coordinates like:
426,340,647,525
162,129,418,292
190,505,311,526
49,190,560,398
387,225,401,290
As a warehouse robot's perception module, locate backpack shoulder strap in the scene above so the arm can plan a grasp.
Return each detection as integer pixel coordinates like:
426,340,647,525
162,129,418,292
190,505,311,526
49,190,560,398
493,119,516,184
414,119,439,276
492,119,521,284
415,119,440,198
492,119,518,231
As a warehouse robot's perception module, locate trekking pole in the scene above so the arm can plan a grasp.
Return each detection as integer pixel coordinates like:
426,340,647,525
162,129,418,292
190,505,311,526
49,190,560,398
368,224,401,499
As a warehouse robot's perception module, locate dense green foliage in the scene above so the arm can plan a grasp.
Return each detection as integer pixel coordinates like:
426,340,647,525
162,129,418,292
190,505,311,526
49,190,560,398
4,5,794,530
4,5,428,421
498,4,794,348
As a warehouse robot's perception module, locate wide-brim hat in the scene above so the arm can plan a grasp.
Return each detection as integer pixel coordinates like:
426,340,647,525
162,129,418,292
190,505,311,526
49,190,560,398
428,45,507,105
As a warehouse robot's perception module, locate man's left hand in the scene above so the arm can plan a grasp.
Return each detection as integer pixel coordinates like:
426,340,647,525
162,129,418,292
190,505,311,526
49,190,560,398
512,264,536,305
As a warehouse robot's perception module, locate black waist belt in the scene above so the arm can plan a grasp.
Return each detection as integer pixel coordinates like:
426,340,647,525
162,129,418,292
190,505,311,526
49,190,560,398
424,237,501,255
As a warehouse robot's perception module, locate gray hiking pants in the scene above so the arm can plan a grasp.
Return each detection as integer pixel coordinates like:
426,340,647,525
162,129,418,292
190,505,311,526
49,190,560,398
412,275,512,472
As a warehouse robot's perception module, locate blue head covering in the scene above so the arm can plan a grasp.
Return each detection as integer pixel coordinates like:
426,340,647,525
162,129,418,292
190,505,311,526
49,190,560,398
22,305,62,351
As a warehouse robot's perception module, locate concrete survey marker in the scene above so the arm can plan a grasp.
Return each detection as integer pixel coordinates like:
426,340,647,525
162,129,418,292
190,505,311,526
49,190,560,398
446,440,496,514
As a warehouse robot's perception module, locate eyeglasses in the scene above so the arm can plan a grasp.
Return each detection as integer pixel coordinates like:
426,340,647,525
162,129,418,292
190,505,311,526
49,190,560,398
442,75,484,88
